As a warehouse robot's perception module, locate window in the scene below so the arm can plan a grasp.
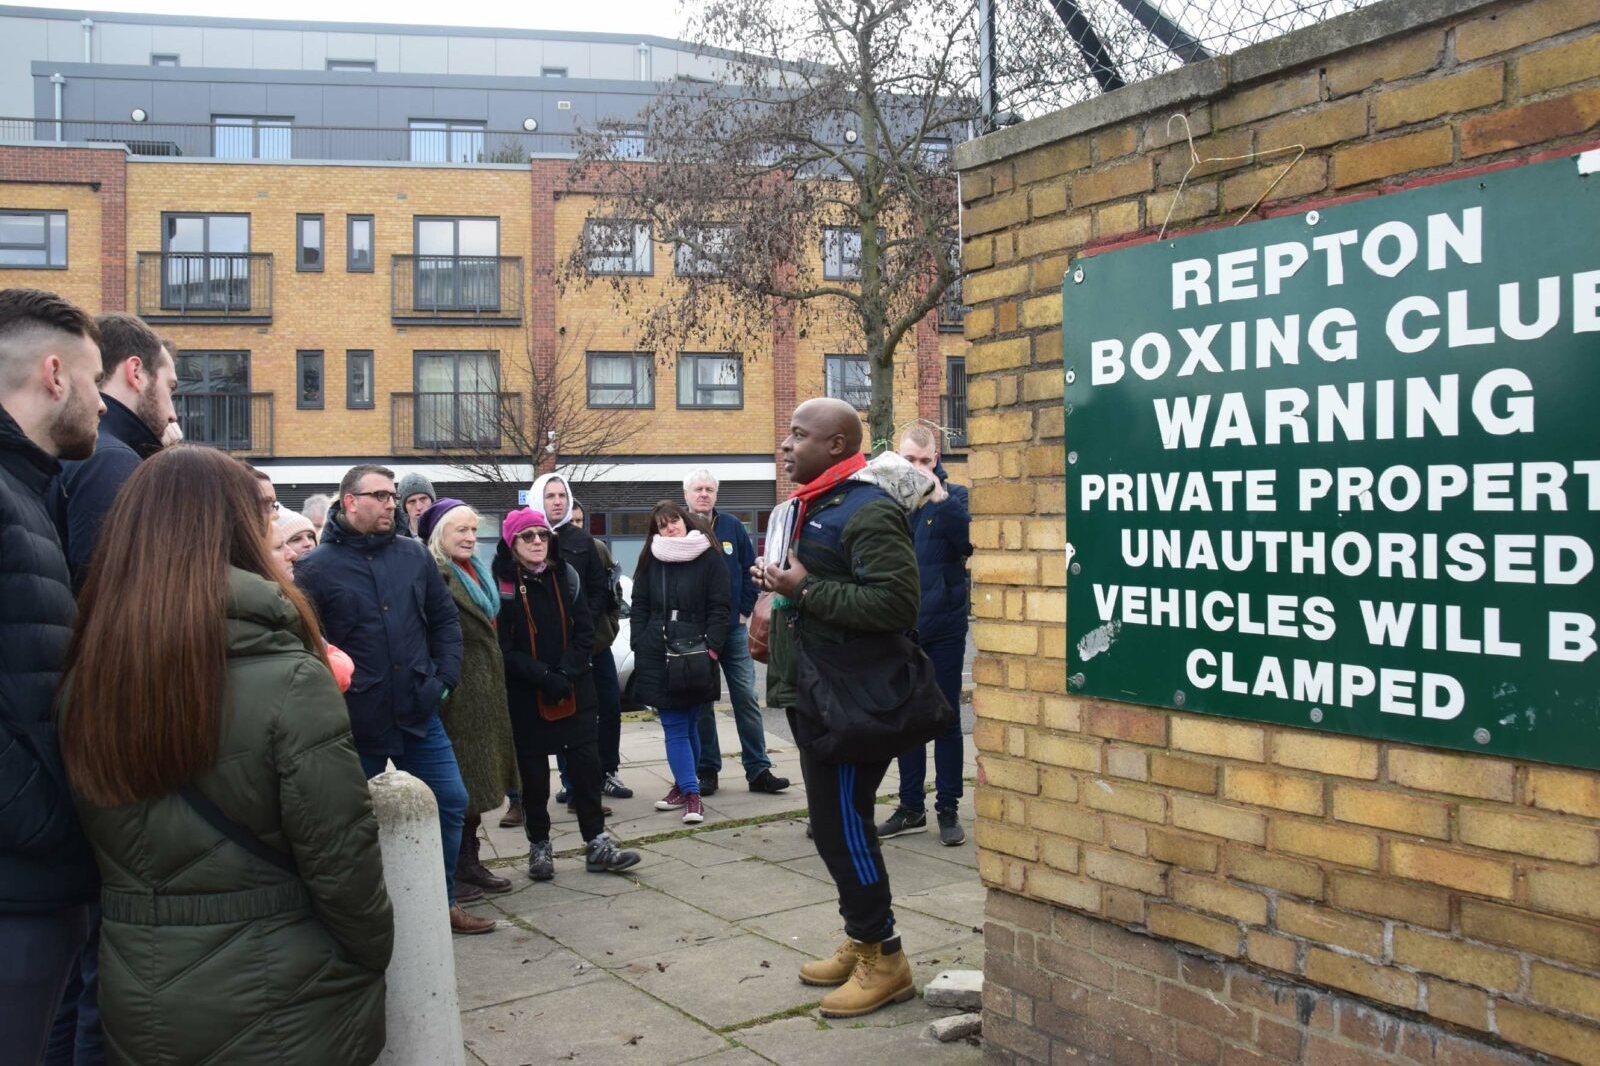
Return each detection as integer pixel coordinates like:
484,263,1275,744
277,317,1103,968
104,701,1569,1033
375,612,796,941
674,223,732,277
0,210,67,269
296,350,324,409
347,214,374,272
327,59,375,72
944,356,967,448
409,120,485,163
610,128,648,160
174,350,251,447
413,351,500,447
919,137,952,169
677,353,742,409
151,53,179,66
825,354,871,410
587,352,653,408
296,214,323,272
346,350,374,409
585,220,651,275
823,226,862,280
213,116,291,160
541,67,567,78
413,217,500,310
161,213,251,310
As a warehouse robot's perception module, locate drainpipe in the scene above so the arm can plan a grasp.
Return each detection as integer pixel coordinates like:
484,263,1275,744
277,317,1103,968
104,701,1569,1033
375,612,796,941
51,73,65,141
80,18,94,62
637,41,651,81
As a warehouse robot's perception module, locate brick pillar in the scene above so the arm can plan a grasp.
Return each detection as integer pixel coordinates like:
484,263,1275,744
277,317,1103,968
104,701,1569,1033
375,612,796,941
529,159,562,476
915,312,941,425
0,144,126,311
771,293,797,498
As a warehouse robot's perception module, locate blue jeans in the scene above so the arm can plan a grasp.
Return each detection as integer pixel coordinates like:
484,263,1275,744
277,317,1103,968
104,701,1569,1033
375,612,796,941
696,622,771,781
0,906,91,1065
897,633,965,814
44,905,102,1065
359,713,468,905
658,706,703,794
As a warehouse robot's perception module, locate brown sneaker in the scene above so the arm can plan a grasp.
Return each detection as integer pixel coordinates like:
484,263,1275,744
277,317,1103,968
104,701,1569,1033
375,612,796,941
449,905,496,936
499,802,525,828
817,938,915,1018
799,938,861,987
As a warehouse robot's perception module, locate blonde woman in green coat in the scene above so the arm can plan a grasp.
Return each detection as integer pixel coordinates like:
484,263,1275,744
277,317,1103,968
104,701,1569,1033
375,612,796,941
421,499,520,898
58,446,393,1066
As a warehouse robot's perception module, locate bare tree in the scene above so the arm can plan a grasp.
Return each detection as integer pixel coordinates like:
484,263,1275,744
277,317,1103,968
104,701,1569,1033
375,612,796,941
437,325,645,489
563,0,1087,447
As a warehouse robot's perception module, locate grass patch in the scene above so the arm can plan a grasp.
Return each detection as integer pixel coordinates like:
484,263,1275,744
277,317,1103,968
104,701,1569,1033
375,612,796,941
716,1000,820,1033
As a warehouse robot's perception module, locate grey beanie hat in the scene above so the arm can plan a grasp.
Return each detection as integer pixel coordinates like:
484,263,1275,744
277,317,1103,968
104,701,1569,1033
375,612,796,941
397,471,436,505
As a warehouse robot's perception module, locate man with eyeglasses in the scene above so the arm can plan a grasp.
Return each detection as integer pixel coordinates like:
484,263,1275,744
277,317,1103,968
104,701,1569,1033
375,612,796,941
294,465,488,935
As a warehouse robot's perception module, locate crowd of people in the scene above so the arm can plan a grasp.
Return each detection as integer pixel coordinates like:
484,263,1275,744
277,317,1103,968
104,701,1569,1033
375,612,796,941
0,288,972,1062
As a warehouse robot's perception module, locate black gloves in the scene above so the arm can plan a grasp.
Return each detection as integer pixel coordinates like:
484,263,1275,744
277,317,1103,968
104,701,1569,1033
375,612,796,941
560,648,592,679
540,671,573,702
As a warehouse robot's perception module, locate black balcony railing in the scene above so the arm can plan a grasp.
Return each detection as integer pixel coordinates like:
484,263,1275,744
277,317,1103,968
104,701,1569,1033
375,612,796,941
938,275,968,332
136,252,273,322
390,256,523,324
175,392,274,455
0,117,580,162
391,392,523,453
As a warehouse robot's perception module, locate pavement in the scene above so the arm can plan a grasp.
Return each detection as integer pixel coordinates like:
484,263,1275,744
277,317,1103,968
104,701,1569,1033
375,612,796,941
455,702,985,1066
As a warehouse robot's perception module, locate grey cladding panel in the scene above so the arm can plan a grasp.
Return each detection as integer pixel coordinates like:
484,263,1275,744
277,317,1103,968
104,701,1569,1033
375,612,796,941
299,32,327,70
200,28,252,68
153,79,206,123
149,25,203,61
209,81,270,116
398,35,447,74
429,87,489,120
486,91,542,131
540,41,591,77
323,86,381,127
447,36,495,76
94,79,155,119
495,38,541,78
594,91,649,124
1,18,50,117
377,86,435,127
97,22,155,66
326,32,379,60
588,43,639,81
251,29,304,69
373,36,401,72
265,84,324,123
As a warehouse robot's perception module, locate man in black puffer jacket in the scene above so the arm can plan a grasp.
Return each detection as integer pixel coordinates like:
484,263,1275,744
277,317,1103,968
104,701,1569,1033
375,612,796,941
0,288,104,1060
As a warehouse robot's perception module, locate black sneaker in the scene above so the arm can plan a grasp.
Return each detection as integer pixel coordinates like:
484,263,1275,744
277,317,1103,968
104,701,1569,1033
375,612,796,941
698,771,719,796
528,840,554,882
937,810,966,847
876,807,927,838
602,773,634,799
748,769,790,793
585,831,641,874
554,788,570,804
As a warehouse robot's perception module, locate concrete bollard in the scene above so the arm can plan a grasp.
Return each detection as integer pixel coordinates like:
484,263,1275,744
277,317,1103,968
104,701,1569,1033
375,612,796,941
369,770,465,1066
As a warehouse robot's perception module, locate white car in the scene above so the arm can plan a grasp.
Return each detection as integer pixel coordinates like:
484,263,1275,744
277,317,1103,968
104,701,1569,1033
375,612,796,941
612,575,639,708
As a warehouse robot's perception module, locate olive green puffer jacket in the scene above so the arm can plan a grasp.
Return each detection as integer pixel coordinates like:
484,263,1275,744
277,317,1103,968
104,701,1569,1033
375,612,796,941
66,568,395,1066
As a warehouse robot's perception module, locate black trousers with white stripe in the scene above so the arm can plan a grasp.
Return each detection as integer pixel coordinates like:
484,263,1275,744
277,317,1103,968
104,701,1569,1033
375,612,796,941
789,708,897,943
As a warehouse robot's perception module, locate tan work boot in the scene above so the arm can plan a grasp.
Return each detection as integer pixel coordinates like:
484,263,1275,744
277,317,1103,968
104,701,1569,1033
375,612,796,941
799,938,861,987
449,905,496,935
817,937,915,1017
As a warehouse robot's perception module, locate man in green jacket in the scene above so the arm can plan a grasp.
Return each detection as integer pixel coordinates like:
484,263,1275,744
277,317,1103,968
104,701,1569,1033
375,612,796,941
755,397,921,1018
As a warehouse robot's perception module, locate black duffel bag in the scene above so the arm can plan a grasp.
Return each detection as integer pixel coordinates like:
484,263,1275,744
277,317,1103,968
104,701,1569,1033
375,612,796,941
658,568,721,705
792,626,954,764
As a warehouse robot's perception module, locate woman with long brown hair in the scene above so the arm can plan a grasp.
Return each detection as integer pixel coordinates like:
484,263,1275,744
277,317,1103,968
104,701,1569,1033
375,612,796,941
57,445,394,1066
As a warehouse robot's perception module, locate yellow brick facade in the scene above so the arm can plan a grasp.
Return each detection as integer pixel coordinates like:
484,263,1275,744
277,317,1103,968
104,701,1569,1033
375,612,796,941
0,184,102,313
956,0,1600,1061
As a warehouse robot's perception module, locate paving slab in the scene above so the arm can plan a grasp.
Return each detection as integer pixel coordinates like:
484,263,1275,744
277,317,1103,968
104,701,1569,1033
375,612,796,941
893,875,988,929
696,820,820,863
743,898,983,962
640,835,754,868
642,855,838,920
735,1013,984,1065
451,924,603,1011
614,931,819,1030
460,974,730,1066
518,884,734,966
781,846,974,896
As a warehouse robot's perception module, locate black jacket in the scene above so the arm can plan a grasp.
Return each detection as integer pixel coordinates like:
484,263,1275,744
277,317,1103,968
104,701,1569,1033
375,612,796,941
553,521,612,658
629,544,731,710
495,540,598,757
0,403,98,914
912,465,972,645
50,394,162,588
294,502,464,757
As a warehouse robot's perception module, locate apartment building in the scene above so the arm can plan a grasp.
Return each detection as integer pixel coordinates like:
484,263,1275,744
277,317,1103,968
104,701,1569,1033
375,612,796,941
0,6,969,570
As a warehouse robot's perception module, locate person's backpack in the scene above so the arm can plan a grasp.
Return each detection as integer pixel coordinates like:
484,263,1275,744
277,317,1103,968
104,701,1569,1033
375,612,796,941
594,539,625,619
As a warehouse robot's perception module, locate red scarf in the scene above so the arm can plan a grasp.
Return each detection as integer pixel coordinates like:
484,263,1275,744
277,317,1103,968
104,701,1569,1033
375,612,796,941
790,452,867,528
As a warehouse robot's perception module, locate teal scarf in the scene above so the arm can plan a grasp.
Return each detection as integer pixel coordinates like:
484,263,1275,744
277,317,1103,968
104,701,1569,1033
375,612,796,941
452,556,500,622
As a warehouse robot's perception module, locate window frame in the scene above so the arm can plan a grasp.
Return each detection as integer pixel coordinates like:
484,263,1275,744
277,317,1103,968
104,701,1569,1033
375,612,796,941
408,119,486,163
411,215,501,311
674,223,733,278
411,350,502,449
346,214,374,273
944,355,968,449
676,352,743,410
326,59,376,72
159,211,252,311
296,350,324,409
584,219,652,276
824,354,872,410
0,209,67,270
173,349,252,448
586,351,655,409
541,66,568,78
346,349,374,410
296,213,324,272
151,53,179,67
822,226,862,280
212,115,291,160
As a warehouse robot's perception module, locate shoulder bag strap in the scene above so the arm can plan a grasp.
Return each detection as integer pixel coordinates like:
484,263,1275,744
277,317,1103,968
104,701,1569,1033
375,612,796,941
520,571,569,656
179,784,299,875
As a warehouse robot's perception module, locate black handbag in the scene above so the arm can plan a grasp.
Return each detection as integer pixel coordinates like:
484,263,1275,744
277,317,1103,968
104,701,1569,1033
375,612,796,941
659,566,720,705
792,623,954,764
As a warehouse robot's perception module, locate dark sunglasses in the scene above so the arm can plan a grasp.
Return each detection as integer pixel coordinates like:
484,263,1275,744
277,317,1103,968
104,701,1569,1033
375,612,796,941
515,529,552,544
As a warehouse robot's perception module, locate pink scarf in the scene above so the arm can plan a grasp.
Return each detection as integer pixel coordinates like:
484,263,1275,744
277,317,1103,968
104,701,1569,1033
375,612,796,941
651,530,712,563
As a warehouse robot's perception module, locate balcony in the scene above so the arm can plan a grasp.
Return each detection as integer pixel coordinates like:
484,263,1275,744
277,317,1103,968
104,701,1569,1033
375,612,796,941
391,392,523,454
390,256,524,325
175,392,274,456
941,393,967,451
135,252,273,324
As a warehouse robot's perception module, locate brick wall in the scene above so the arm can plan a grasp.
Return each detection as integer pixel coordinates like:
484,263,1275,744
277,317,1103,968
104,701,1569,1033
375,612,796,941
0,144,126,312
952,0,1600,1062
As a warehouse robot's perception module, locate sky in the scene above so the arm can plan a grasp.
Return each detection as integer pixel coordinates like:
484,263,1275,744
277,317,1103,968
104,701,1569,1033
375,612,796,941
32,0,693,40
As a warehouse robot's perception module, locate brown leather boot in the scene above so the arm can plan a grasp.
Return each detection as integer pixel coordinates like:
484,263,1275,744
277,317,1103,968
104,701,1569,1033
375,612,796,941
499,801,525,828
449,905,496,935
817,937,915,1018
457,818,512,894
799,938,860,987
